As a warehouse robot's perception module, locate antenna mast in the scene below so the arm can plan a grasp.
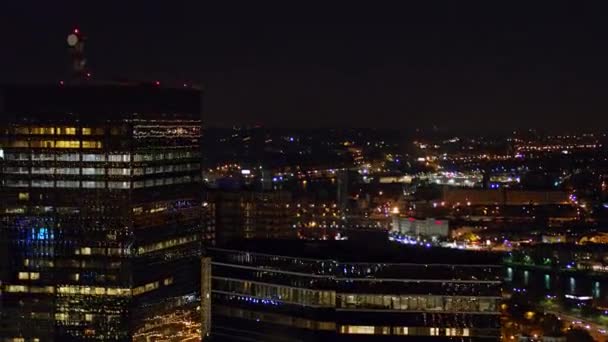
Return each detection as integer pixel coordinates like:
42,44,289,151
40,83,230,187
66,28,90,80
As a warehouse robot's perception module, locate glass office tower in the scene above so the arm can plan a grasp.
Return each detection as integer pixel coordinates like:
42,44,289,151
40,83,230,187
209,239,503,341
0,83,204,341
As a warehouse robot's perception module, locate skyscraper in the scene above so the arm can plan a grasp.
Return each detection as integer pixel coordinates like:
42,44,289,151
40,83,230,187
209,239,503,341
0,82,205,341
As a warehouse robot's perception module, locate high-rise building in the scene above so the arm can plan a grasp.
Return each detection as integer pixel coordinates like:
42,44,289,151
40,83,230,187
209,239,503,341
0,82,205,341
209,190,295,244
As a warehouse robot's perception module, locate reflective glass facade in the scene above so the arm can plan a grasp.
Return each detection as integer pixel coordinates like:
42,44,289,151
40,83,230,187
0,84,205,341
209,240,503,341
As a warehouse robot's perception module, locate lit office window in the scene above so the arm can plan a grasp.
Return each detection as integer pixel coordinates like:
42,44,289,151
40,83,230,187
82,141,102,148
55,140,80,148
56,181,80,188
82,181,105,188
57,153,80,161
108,181,130,189
55,168,80,175
82,154,106,162
56,127,77,135
31,167,54,174
82,168,105,175
31,180,54,188
31,153,55,161
341,326,375,334
109,154,131,162
30,127,55,135
108,168,131,176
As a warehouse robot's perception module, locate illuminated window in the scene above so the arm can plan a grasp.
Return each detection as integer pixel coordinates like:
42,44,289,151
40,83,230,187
163,277,174,286
57,180,80,188
80,247,91,255
71,273,80,281
82,141,102,148
57,153,80,161
108,181,130,189
18,272,29,280
393,327,409,335
82,168,105,175
341,326,375,334
56,168,80,175
82,127,92,135
57,127,76,135
15,127,29,134
82,181,105,189
55,313,68,321
32,153,54,161
6,285,27,293
430,328,440,336
30,127,55,135
31,180,54,188
108,168,131,176
31,167,54,174
109,154,131,162
85,314,93,321
18,192,29,200
30,140,54,148
30,272,40,280
55,140,80,148
82,153,105,162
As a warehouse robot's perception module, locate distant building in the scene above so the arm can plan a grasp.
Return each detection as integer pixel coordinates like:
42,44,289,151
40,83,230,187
0,83,205,341
209,190,295,243
441,188,569,206
208,239,503,341
392,217,449,237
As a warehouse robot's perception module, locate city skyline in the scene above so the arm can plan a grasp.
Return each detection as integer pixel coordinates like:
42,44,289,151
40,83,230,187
3,4,608,341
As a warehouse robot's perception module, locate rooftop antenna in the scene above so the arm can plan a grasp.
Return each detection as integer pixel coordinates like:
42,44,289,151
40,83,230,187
66,27,90,80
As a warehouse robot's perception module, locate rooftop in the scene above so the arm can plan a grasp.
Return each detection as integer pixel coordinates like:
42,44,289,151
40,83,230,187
214,239,503,265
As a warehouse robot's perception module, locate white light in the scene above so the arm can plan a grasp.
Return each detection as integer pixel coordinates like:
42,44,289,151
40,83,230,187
241,169,251,175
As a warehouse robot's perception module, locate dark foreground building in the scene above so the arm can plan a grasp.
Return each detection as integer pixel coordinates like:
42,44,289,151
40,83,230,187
209,239,503,341
0,83,205,341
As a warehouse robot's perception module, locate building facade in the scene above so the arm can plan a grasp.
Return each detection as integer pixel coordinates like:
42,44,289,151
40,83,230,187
208,240,503,341
0,83,205,341
210,190,295,244
391,217,449,238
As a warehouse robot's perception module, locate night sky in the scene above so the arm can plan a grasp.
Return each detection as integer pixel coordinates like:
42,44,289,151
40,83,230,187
2,3,608,131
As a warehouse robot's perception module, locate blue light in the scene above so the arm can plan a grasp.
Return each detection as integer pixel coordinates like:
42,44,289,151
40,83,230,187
29,227,53,241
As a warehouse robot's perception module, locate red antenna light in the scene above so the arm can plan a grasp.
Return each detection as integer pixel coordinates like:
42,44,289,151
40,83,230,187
59,80,65,86
74,28,79,34
86,72,91,78
155,81,161,86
